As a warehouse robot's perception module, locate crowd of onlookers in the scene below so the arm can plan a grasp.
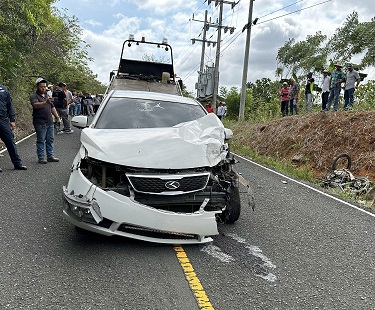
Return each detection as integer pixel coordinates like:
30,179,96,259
279,63,361,116
47,84,103,118
0,77,105,171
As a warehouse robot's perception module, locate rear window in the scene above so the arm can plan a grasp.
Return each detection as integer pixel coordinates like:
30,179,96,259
94,97,206,129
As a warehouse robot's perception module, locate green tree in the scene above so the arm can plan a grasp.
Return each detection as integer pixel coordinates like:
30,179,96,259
276,31,328,82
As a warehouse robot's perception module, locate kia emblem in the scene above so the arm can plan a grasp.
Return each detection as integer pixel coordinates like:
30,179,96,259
165,180,180,190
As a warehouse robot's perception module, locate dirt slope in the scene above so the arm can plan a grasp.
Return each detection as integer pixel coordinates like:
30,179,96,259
230,111,375,183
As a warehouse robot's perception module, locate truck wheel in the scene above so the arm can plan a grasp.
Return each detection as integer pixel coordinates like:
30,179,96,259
221,183,241,224
332,153,351,171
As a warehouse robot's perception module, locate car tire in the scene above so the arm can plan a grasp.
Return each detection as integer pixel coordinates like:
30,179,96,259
221,181,241,224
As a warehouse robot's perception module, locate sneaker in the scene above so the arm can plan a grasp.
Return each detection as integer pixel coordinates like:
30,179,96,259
38,159,47,164
57,130,64,135
47,157,59,162
64,129,74,134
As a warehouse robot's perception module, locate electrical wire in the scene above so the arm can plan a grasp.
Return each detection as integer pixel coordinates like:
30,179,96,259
256,0,333,25
257,0,306,19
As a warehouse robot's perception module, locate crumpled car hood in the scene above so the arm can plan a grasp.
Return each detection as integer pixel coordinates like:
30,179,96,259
80,113,227,169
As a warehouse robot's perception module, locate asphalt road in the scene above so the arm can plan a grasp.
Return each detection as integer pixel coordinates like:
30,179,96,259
0,127,374,310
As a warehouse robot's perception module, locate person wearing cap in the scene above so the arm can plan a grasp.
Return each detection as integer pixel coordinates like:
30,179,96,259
320,69,330,111
288,78,299,115
30,78,60,164
0,83,27,171
304,72,314,112
279,82,290,116
46,84,54,98
343,64,360,111
325,63,346,112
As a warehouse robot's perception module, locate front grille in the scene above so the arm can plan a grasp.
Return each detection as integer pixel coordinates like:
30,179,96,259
117,223,197,240
126,172,210,195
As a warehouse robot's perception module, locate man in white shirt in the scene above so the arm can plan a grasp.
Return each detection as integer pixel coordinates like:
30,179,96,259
321,69,330,111
217,101,227,120
343,64,360,111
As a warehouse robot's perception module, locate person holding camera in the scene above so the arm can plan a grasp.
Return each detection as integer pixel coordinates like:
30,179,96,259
30,78,60,164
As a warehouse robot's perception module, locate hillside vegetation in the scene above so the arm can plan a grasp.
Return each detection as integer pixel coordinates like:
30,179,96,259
227,111,375,206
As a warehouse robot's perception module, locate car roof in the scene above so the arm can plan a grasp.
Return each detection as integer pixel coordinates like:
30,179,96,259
109,90,200,106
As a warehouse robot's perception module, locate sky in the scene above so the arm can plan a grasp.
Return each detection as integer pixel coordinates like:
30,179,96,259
53,0,375,94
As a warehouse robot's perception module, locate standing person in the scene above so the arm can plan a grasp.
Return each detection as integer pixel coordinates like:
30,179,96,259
72,91,81,116
279,82,290,116
325,63,346,112
68,90,76,116
30,78,60,164
222,102,227,119
81,92,88,116
46,84,54,98
206,103,214,113
53,83,73,133
304,72,314,112
320,69,330,111
75,92,83,116
0,83,27,171
217,101,225,120
288,78,299,115
59,82,74,119
343,64,360,111
93,94,102,114
86,93,94,116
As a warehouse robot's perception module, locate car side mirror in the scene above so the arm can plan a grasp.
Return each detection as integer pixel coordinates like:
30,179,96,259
224,128,233,140
71,115,88,128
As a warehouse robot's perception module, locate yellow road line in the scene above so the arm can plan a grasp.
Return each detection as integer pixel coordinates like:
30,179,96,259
173,245,215,310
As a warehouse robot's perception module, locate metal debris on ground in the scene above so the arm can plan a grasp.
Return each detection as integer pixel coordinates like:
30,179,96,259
319,153,373,198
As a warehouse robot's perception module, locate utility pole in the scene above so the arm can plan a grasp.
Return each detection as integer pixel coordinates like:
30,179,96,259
191,11,217,99
210,0,238,112
239,0,255,120
199,10,208,74
211,0,224,112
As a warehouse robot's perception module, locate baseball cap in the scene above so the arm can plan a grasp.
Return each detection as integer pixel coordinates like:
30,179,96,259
35,77,47,85
307,72,313,76
58,82,66,87
323,69,329,73
47,84,53,88
283,82,288,85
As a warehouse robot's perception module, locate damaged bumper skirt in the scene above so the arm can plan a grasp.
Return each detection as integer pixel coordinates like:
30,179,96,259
62,169,218,244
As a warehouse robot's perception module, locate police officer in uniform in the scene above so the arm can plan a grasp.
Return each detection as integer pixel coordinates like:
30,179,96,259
0,83,27,171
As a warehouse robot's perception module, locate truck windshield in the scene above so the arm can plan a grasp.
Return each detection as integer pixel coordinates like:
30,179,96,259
94,98,207,129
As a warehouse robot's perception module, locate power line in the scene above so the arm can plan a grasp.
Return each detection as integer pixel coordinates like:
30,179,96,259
257,0,306,19
220,0,333,53
256,0,333,25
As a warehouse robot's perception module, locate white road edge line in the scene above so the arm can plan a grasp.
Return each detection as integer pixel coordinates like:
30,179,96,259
0,132,35,155
235,153,375,218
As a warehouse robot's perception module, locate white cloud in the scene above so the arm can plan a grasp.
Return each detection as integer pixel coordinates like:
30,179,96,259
127,0,197,14
57,0,375,93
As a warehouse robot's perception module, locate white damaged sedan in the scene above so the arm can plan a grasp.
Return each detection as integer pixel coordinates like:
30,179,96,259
63,90,243,244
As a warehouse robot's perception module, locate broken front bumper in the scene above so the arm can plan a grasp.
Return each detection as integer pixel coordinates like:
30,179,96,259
62,168,219,244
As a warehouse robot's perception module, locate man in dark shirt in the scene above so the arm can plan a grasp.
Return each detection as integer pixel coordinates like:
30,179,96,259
0,83,27,171
305,72,314,112
30,78,60,164
53,82,73,133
